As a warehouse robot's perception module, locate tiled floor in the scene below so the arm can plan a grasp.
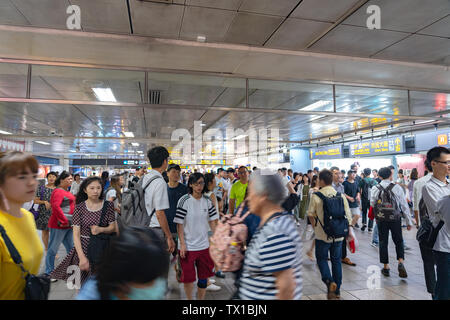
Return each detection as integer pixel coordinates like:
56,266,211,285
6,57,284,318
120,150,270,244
39,220,433,300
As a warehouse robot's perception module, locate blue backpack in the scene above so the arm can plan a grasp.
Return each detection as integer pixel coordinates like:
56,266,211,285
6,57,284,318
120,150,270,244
314,192,349,240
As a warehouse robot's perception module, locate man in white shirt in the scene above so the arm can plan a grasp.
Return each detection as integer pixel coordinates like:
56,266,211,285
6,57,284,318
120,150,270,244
422,146,450,300
370,167,413,278
144,146,175,254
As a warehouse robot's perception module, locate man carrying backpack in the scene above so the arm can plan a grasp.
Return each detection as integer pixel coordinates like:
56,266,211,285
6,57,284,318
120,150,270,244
370,167,414,278
421,146,450,300
360,168,378,232
144,147,175,253
308,169,353,300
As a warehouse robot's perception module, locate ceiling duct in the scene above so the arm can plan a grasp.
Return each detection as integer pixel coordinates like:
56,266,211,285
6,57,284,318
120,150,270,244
149,90,161,105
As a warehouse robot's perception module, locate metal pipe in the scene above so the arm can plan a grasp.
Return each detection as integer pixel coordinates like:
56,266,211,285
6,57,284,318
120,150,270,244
26,64,32,99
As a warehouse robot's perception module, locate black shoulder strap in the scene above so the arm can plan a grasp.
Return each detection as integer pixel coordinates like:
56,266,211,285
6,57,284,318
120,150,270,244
99,201,109,227
314,191,326,201
0,224,29,276
386,183,396,193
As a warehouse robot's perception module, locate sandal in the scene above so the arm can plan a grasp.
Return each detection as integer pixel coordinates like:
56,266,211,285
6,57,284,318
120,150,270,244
342,257,356,266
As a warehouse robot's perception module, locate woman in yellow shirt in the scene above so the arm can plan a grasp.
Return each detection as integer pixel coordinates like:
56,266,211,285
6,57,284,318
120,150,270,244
0,151,44,300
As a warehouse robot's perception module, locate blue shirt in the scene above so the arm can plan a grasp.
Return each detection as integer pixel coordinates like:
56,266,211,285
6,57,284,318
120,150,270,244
165,183,188,234
76,278,100,300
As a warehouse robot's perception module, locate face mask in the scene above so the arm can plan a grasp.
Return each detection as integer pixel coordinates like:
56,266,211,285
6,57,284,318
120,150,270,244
114,278,167,300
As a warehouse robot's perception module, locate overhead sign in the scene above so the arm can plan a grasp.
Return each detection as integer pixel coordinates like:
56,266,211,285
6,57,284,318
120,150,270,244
0,139,25,152
310,145,343,159
415,129,450,151
349,136,405,157
122,160,139,165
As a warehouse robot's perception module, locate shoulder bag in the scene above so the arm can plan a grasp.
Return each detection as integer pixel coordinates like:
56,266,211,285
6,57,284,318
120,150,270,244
0,224,50,300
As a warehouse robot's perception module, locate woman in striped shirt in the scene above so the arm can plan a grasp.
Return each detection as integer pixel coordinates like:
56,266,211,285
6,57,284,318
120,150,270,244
239,170,303,300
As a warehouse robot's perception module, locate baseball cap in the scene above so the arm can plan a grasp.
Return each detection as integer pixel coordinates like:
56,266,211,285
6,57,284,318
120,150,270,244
314,167,319,171
167,164,181,171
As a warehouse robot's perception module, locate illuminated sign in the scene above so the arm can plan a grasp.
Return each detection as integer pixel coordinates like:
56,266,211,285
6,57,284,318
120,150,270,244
122,160,139,165
415,130,450,151
310,145,343,159
349,136,405,157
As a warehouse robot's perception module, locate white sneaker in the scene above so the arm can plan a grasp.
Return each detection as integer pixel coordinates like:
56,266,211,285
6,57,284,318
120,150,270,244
209,278,216,284
206,283,221,291
51,279,58,283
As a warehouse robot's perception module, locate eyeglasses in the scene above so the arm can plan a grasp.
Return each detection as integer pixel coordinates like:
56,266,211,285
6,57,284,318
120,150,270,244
434,160,450,165
192,181,205,186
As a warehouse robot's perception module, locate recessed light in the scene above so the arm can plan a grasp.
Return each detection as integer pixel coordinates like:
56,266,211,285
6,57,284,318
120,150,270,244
0,130,12,135
197,35,206,43
35,141,51,145
131,142,139,147
123,132,134,138
92,88,117,102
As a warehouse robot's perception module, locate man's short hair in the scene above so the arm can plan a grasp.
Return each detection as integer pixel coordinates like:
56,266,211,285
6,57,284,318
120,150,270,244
167,164,181,172
347,170,355,175
217,168,224,174
238,166,248,172
350,164,357,170
372,169,378,173
330,166,339,172
307,169,313,174
319,169,333,186
147,146,169,168
379,167,392,180
227,168,235,173
388,165,395,170
281,167,287,171
363,168,371,176
426,146,449,172
288,169,293,173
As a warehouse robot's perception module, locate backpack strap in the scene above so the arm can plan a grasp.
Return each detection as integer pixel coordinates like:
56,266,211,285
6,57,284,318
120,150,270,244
0,224,30,277
313,192,328,238
142,175,164,222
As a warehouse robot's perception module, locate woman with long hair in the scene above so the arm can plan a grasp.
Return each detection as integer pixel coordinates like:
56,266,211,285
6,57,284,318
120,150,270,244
45,171,75,279
50,176,116,286
0,151,43,299
34,171,58,251
76,226,169,300
298,174,311,220
105,174,124,217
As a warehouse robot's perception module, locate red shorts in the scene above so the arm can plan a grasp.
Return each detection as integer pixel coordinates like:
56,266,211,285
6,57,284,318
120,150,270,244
179,248,215,283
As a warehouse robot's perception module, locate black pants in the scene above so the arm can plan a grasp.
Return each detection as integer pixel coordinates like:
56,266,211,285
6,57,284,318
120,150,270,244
361,200,374,229
342,238,347,259
378,219,404,264
419,242,437,295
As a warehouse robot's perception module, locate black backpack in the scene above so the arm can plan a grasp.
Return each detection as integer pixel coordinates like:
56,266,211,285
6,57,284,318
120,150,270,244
361,178,376,200
314,192,349,240
416,198,445,249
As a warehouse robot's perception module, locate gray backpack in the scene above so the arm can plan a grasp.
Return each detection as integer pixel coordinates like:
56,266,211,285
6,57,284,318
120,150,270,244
119,175,163,228
374,183,402,221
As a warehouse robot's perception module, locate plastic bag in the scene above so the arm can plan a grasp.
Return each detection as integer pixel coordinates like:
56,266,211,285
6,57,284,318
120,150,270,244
347,227,359,253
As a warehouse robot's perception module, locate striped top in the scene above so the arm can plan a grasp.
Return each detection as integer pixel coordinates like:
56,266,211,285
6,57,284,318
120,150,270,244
174,194,218,251
239,213,303,300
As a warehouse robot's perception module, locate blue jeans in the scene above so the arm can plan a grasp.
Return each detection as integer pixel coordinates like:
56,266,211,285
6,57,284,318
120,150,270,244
433,250,450,300
45,228,73,274
372,222,379,244
315,239,343,294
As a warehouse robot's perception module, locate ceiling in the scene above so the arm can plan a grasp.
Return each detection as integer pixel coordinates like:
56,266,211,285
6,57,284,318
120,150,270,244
0,0,449,160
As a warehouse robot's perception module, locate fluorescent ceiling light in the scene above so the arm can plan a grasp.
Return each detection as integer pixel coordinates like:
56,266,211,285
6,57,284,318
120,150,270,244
35,141,50,145
299,100,331,111
233,135,248,140
92,88,116,102
131,142,139,147
0,130,12,135
137,150,143,153
69,149,76,153
123,132,134,138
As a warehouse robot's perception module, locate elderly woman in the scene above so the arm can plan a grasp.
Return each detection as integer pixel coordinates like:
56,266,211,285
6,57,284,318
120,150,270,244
238,170,303,300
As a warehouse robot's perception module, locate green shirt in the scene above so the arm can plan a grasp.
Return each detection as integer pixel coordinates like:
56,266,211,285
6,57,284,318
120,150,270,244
229,181,248,209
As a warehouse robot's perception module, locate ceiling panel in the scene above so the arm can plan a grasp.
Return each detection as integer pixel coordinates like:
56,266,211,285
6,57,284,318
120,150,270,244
130,0,184,38
239,0,299,17
343,0,450,33
68,0,130,34
311,24,409,57
291,0,361,22
418,15,450,38
224,12,283,45
265,18,332,50
410,91,450,116
213,87,246,108
186,0,242,11
373,34,450,65
11,0,71,29
180,6,236,42
0,63,27,98
0,0,30,25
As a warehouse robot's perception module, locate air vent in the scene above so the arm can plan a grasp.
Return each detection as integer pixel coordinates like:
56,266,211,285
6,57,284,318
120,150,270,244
149,90,161,104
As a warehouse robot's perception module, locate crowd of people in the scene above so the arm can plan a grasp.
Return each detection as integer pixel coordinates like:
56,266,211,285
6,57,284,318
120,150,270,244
0,145,448,300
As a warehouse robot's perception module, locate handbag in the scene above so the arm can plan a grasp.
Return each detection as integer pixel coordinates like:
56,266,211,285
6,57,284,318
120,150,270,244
0,224,50,300
87,201,115,267
416,198,445,249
